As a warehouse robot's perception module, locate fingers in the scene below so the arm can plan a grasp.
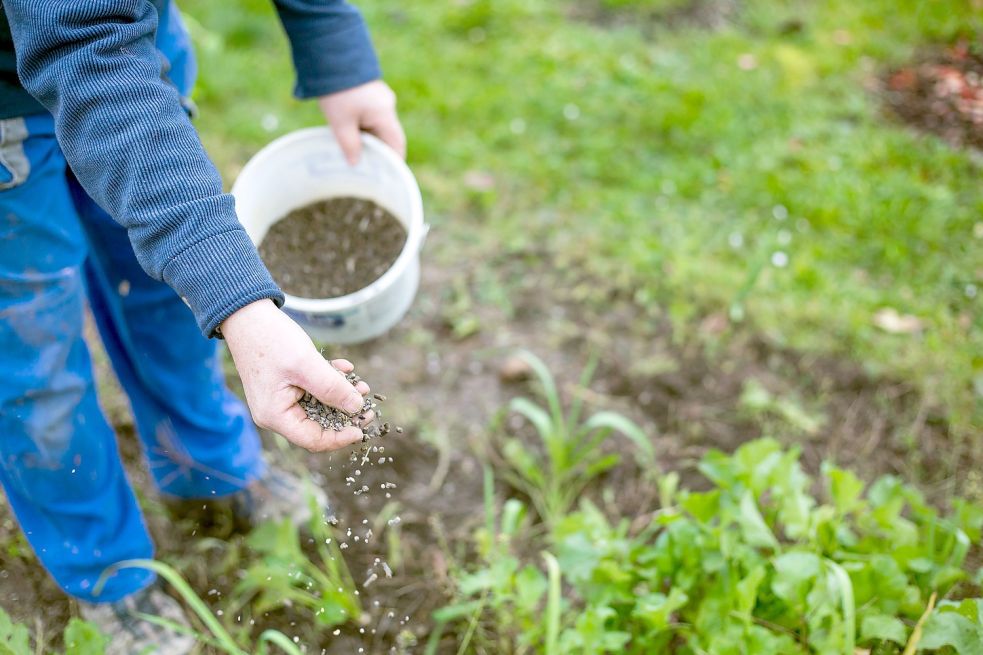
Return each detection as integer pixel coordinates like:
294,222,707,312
331,358,354,373
331,118,363,166
330,358,370,395
268,403,364,452
295,356,365,415
368,113,407,160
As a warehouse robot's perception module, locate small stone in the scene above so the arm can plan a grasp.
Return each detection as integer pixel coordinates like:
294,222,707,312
499,355,533,383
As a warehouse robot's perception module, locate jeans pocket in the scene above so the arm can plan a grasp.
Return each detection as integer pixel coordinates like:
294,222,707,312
0,117,31,191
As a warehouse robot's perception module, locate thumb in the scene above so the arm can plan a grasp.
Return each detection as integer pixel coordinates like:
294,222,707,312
294,356,365,415
331,118,363,166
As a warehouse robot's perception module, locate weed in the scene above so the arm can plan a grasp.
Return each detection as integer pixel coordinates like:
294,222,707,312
428,468,550,654
230,501,360,629
0,607,107,655
493,350,656,526
739,378,825,436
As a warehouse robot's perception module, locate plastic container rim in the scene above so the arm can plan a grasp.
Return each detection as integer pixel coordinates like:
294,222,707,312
231,126,426,314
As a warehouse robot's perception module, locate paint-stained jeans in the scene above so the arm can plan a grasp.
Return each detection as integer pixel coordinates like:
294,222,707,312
0,119,264,601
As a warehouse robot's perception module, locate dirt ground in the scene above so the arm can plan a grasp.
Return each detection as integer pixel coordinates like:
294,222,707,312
882,41,983,151
0,225,957,652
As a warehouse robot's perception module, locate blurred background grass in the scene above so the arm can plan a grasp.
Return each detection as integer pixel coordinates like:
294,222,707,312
187,0,981,441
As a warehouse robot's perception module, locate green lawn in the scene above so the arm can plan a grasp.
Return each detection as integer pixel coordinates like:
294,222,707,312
188,0,981,439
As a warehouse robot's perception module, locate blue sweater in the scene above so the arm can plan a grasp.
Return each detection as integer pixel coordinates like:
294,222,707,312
2,0,381,336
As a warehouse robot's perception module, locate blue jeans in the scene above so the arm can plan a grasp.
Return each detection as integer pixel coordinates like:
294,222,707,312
0,5,263,604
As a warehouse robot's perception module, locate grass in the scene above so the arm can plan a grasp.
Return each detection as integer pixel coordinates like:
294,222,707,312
186,0,981,450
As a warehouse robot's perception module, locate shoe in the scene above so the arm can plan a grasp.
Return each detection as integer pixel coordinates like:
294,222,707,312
229,465,331,529
78,584,194,654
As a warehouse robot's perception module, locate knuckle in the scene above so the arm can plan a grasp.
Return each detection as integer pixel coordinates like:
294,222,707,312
318,372,345,398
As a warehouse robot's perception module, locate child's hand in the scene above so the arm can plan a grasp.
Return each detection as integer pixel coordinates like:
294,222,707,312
318,79,406,165
220,299,370,451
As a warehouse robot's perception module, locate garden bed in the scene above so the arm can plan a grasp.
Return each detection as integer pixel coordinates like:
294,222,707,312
882,41,983,150
0,233,961,653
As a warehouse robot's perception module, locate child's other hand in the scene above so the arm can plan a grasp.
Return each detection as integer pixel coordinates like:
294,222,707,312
318,79,406,166
220,299,370,451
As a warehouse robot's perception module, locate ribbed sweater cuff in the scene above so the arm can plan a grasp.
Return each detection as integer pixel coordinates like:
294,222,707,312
162,228,285,337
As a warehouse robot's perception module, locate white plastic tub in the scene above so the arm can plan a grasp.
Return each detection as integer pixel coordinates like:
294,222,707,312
232,127,426,344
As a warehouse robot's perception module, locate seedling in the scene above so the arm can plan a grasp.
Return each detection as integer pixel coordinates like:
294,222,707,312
493,350,656,526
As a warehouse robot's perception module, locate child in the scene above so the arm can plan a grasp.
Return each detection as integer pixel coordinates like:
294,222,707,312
0,1,404,651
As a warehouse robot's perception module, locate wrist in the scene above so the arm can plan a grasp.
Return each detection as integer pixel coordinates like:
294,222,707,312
219,298,278,340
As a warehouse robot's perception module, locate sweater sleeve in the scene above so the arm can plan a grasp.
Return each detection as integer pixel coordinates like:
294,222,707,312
272,0,381,98
3,0,284,337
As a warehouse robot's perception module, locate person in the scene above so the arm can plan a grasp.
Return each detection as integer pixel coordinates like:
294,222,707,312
0,0,405,651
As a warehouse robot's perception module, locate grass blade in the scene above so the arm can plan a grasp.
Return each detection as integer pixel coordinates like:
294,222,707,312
567,353,599,430
483,465,496,539
902,591,937,655
455,592,487,655
424,620,447,655
509,395,567,479
97,559,243,654
582,411,655,467
542,551,562,655
509,397,554,446
258,629,305,655
515,351,565,433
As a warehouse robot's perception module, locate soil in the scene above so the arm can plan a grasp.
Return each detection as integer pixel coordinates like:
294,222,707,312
0,230,963,653
259,197,407,299
881,41,983,150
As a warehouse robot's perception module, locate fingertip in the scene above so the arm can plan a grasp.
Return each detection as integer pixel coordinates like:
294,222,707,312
355,381,370,395
342,138,362,166
332,123,363,167
331,358,355,373
343,393,365,415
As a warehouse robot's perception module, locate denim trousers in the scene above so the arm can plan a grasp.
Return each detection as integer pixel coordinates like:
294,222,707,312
0,3,264,603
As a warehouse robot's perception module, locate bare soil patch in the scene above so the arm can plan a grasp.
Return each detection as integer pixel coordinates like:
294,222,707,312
259,197,406,298
882,40,983,150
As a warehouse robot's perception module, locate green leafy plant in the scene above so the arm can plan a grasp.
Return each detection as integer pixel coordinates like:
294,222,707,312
62,618,110,655
428,468,553,655
0,607,107,655
230,510,360,629
441,438,983,654
0,606,31,655
494,350,656,526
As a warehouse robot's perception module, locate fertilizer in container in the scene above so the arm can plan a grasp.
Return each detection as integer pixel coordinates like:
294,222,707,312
232,128,426,344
